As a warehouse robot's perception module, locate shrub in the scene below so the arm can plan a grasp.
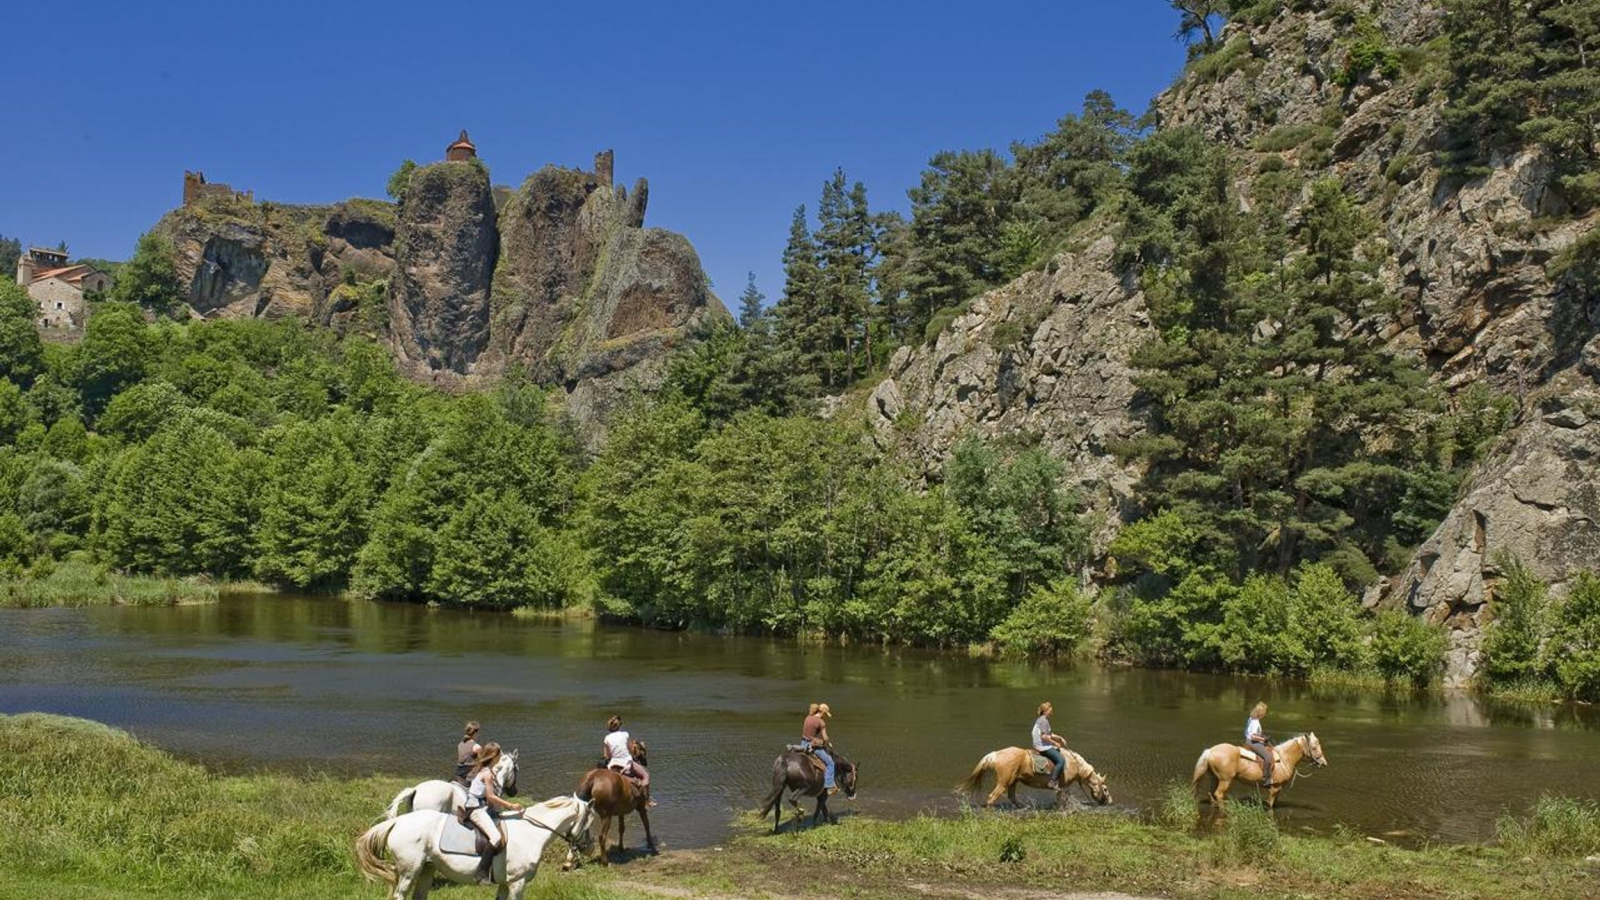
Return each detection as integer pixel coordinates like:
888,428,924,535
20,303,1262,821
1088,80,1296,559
1496,795,1600,858
989,579,1093,658
1220,803,1280,860
1371,610,1448,686
1481,555,1548,686
923,305,964,345
1549,573,1600,703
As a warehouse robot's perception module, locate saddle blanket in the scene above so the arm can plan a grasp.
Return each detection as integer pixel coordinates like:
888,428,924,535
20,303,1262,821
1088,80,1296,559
1030,752,1053,777
438,815,492,857
1237,746,1277,767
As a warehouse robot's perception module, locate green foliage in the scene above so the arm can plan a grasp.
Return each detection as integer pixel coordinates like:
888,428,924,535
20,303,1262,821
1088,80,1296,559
1371,609,1449,686
75,302,153,418
1443,0,1600,208
1481,554,1548,685
386,159,417,201
0,281,45,389
1220,803,1281,860
1496,795,1600,858
108,232,184,315
989,579,1093,657
1336,19,1402,89
1549,573,1600,702
1188,36,1258,83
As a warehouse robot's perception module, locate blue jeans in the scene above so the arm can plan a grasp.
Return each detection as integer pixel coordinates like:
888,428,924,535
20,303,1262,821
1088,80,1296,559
802,741,835,789
1039,746,1066,784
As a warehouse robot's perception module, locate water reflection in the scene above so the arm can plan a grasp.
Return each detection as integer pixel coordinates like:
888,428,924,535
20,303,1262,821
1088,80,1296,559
2,593,1598,848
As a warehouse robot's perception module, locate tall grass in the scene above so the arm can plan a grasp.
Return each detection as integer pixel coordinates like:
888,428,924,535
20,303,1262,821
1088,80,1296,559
1496,795,1600,858
0,555,219,608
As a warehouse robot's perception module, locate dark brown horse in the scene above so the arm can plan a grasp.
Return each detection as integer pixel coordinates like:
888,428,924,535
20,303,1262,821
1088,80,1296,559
568,740,654,867
757,749,857,833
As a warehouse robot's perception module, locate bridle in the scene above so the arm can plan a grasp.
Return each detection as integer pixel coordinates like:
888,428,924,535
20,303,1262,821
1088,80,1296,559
510,797,593,851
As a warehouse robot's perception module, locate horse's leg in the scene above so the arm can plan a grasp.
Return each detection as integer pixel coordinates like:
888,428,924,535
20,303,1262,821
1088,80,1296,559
506,871,536,900
597,814,613,866
985,775,1006,808
639,807,658,851
1267,785,1281,809
411,863,433,900
1007,779,1020,809
788,794,806,829
1213,776,1232,813
390,867,416,900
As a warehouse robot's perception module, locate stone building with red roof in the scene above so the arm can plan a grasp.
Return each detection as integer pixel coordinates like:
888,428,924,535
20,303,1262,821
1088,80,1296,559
16,247,112,330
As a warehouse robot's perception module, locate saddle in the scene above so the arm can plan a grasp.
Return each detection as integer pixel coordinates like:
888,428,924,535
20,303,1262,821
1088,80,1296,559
1238,745,1280,770
1028,751,1056,778
787,744,827,777
446,806,504,883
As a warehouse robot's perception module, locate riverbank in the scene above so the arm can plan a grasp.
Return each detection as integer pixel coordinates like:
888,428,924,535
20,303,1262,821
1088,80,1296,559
0,554,285,608
2,714,1596,900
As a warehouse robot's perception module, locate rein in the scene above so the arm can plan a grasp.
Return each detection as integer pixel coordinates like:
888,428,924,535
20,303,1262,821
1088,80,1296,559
506,801,588,849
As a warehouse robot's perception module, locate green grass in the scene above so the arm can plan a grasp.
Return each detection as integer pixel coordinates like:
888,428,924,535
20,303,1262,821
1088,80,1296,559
2,714,1595,900
0,556,221,608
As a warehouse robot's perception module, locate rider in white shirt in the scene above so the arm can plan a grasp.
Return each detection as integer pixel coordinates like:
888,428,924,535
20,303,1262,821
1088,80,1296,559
1245,701,1273,786
603,715,655,808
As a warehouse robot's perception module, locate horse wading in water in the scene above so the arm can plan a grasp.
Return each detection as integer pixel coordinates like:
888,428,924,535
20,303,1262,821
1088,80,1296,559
1192,732,1328,810
354,796,595,900
569,738,655,866
757,749,858,832
957,747,1111,808
383,751,519,819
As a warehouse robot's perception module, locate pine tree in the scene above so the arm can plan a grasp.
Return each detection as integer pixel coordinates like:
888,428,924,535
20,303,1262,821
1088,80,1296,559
776,205,827,384
737,272,766,330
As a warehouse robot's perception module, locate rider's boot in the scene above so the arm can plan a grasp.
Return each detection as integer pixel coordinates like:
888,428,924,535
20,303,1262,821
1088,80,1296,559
475,849,496,884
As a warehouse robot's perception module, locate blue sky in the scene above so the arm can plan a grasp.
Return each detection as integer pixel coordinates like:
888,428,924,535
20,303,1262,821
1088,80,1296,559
0,1,1189,304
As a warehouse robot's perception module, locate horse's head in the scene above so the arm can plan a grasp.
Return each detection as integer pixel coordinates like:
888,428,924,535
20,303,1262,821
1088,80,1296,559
630,738,649,768
1303,733,1328,767
837,757,858,800
571,796,598,852
1083,769,1112,805
497,749,520,797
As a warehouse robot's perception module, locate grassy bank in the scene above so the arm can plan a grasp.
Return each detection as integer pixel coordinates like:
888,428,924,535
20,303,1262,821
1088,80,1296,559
1,714,1596,900
0,555,222,608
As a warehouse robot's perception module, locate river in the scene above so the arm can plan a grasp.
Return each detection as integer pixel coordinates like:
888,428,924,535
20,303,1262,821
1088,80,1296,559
3,592,1598,848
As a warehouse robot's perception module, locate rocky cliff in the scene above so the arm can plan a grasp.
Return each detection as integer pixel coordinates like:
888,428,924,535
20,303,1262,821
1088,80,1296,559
152,150,723,441
154,196,397,329
865,0,1599,682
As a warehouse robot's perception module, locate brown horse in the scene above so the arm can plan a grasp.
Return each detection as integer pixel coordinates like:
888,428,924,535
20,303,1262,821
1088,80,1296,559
756,749,858,833
957,747,1111,809
1192,732,1327,810
569,740,654,866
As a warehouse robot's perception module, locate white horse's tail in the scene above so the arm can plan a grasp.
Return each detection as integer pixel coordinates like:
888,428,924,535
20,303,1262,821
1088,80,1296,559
354,819,398,886
384,786,417,820
956,751,998,794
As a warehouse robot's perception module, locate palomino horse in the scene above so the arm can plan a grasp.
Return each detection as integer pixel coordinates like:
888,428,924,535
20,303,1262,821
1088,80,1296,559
757,748,858,833
956,747,1111,809
568,739,654,866
1192,732,1328,810
383,751,519,819
354,795,595,900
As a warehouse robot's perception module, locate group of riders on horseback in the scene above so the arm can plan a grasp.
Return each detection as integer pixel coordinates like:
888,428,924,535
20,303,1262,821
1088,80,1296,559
357,700,1326,898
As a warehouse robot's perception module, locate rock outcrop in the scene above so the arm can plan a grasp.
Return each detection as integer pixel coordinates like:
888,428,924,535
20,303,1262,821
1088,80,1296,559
154,197,397,326
863,0,1600,678
388,161,497,374
483,161,717,443
149,149,722,441
867,236,1150,552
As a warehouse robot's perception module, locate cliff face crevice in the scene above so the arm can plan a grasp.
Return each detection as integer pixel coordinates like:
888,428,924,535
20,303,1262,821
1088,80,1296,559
862,0,1599,681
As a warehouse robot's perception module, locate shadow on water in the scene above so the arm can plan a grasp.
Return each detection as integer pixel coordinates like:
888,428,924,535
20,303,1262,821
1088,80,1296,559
2,593,1599,848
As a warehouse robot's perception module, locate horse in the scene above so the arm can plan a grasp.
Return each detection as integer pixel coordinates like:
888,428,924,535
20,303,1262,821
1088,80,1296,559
567,739,654,867
354,795,595,900
756,748,858,833
956,747,1111,809
1192,732,1327,810
383,750,519,819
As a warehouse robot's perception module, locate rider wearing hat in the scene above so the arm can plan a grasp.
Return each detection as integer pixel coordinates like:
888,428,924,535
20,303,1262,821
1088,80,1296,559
800,702,837,795
463,742,522,880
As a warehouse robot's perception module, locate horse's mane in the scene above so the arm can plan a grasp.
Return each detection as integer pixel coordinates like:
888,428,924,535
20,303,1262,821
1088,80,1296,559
531,795,579,812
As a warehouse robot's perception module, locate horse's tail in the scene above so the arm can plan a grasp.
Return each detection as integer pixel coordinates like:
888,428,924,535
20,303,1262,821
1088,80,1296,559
353,818,398,886
956,751,996,795
384,786,417,820
757,757,787,817
1191,748,1213,799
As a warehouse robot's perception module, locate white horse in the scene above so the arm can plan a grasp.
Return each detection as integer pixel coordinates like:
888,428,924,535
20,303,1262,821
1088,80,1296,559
355,795,595,900
384,751,519,819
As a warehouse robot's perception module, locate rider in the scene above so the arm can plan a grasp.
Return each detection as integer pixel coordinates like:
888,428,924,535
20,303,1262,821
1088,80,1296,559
454,720,482,787
1245,702,1273,786
463,742,522,880
603,715,655,809
1032,702,1068,790
800,702,837,795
